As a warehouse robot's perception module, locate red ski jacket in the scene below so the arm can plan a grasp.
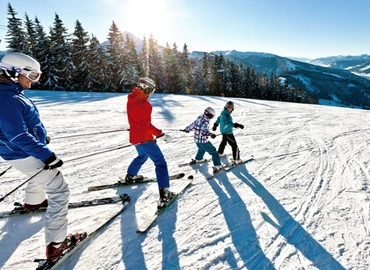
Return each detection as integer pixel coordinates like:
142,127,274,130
127,88,162,144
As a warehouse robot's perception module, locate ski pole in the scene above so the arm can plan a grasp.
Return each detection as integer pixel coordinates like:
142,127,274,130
163,128,186,131
0,144,133,202
52,128,129,140
0,168,44,203
65,143,134,162
0,165,12,177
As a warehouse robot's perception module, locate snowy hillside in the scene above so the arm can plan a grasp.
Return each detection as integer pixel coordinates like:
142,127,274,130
1,90,370,270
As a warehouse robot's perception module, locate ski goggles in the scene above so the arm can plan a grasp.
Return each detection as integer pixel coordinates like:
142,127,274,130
0,62,41,82
21,68,41,82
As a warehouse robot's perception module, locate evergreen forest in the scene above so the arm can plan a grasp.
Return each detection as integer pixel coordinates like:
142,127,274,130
2,3,317,104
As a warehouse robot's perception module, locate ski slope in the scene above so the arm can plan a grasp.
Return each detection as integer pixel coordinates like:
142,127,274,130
1,90,369,269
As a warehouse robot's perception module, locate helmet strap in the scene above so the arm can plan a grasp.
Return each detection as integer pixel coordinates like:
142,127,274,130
4,69,19,83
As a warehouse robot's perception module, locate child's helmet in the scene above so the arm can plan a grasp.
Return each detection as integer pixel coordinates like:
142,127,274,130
225,101,234,111
204,107,216,119
137,77,156,95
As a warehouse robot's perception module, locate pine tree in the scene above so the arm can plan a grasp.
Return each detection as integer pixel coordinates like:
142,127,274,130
139,36,149,76
106,21,125,92
49,14,72,90
147,34,164,92
122,34,141,91
163,42,182,93
200,53,211,95
23,13,37,57
71,20,90,90
33,17,51,89
87,35,107,91
5,3,26,52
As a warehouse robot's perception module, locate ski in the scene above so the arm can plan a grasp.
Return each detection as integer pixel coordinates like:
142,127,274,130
206,157,254,180
136,175,194,233
178,154,232,167
34,195,131,270
87,173,185,192
224,157,254,171
0,194,130,219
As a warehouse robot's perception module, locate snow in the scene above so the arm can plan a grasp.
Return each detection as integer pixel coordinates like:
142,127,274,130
1,90,370,270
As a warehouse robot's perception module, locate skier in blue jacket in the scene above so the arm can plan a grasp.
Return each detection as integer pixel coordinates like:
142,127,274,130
0,52,82,262
213,101,244,165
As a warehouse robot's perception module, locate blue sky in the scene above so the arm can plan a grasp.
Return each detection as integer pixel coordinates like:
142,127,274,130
0,0,369,59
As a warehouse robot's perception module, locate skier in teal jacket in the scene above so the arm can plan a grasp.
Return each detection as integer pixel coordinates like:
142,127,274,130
213,101,244,165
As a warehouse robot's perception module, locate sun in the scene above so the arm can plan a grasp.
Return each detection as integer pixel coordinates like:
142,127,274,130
117,0,173,42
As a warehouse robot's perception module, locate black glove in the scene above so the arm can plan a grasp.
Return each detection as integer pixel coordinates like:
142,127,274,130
44,153,64,170
181,129,189,133
212,123,219,131
234,123,244,129
46,136,51,144
210,133,216,139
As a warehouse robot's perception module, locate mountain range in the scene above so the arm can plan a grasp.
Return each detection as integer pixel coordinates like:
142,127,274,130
189,50,370,109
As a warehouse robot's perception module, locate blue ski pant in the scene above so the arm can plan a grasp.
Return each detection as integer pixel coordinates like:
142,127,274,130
195,142,221,166
127,141,170,188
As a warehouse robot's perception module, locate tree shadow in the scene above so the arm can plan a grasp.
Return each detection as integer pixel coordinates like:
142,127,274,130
207,175,275,269
232,167,345,269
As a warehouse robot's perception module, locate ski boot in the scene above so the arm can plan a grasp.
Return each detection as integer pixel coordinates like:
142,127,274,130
121,174,144,184
213,165,224,174
158,188,176,210
24,199,48,211
189,158,206,165
46,232,87,262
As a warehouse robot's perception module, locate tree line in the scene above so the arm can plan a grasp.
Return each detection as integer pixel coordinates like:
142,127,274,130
3,3,317,104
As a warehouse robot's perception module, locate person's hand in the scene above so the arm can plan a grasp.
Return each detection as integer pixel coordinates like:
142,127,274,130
212,123,219,131
210,133,217,139
234,123,244,129
157,133,172,143
180,129,189,133
46,136,51,144
44,153,63,170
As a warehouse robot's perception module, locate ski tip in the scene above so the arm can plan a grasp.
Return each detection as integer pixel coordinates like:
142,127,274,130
178,173,185,178
187,175,194,180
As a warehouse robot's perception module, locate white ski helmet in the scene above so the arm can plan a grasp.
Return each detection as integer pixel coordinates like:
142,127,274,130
138,77,156,96
204,107,216,119
0,52,41,82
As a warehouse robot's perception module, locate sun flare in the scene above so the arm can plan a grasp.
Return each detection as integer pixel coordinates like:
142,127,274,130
117,0,173,42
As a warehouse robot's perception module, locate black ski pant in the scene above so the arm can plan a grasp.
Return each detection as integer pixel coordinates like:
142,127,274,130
218,133,240,160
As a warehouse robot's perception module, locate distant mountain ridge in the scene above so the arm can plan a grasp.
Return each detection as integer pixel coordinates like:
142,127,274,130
310,54,370,77
188,49,370,108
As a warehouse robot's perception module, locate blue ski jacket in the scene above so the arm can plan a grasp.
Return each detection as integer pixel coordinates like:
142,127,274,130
215,108,234,134
0,76,53,162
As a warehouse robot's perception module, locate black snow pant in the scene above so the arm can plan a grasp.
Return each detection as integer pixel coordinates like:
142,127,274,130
218,133,240,160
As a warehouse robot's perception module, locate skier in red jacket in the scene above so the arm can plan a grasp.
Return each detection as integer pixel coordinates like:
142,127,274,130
125,77,174,209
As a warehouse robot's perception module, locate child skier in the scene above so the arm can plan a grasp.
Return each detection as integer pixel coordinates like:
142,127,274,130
212,101,244,165
125,77,174,209
182,107,223,174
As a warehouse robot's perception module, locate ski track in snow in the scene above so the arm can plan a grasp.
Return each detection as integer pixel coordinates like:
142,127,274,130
1,91,370,269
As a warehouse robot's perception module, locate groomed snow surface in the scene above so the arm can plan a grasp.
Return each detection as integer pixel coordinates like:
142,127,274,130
1,90,369,270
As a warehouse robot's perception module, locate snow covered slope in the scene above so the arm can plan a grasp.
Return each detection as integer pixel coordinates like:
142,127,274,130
1,90,369,269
